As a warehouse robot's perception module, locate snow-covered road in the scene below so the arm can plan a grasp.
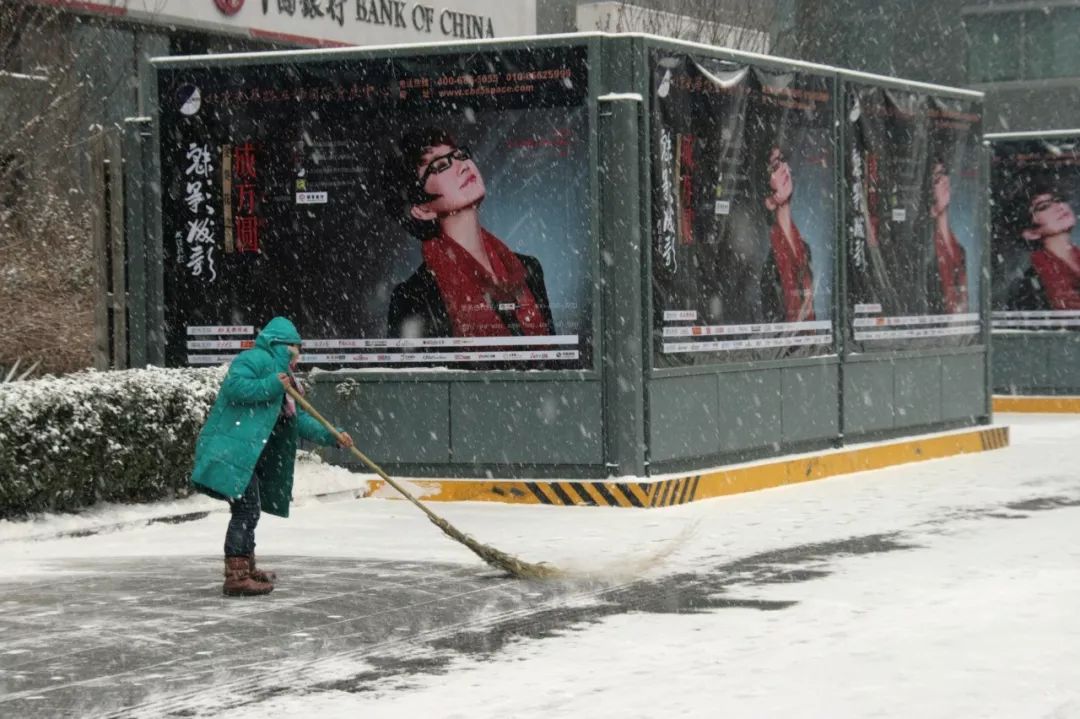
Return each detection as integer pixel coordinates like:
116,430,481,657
2,414,1079,718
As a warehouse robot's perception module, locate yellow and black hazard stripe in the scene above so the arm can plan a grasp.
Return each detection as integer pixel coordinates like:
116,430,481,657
523,481,649,508
979,426,1009,451
518,477,702,508
647,475,701,507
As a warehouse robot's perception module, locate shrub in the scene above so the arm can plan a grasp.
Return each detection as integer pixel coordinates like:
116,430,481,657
0,366,226,518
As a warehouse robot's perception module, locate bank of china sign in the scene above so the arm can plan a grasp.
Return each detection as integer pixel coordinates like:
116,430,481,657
53,0,537,46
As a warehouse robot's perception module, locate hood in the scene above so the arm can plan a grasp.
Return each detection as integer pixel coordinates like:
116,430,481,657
254,316,302,370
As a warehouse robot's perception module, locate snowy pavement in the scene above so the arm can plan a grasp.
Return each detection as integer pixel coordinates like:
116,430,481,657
2,413,1079,718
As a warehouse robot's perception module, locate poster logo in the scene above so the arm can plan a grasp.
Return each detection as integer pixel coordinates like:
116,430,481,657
295,191,328,205
214,0,244,16
177,84,201,116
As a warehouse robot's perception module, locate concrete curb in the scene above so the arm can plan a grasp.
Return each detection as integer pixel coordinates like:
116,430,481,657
993,395,1080,413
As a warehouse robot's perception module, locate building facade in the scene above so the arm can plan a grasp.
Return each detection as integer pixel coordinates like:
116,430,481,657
786,0,1080,133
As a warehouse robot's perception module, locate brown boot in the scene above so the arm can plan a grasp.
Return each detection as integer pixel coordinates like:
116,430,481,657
248,554,276,584
223,556,273,597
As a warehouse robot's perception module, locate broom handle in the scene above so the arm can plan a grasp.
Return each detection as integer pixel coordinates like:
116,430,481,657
284,384,444,524
286,381,559,580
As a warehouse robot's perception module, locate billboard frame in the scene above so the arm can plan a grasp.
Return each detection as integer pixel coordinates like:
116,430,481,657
985,129,1080,396
638,34,844,383
147,32,606,382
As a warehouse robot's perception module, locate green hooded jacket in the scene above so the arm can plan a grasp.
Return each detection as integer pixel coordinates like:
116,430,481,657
190,317,337,517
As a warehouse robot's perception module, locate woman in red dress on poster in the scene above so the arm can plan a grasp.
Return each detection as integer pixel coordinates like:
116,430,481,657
1019,187,1080,310
760,145,815,324
928,159,969,315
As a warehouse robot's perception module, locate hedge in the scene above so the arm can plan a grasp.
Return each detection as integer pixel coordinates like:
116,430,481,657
0,366,226,519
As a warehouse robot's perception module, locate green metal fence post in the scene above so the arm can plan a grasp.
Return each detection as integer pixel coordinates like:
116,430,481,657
598,63,647,478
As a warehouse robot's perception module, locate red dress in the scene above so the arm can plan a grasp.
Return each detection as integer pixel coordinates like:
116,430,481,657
1030,245,1080,310
421,229,551,337
933,227,968,314
770,222,815,322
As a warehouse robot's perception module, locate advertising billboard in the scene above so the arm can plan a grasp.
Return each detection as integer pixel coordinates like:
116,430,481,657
158,45,593,369
650,51,836,366
990,135,1080,330
845,85,983,351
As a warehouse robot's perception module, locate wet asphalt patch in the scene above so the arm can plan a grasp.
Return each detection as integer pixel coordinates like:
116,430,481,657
1006,495,1080,512
310,532,918,696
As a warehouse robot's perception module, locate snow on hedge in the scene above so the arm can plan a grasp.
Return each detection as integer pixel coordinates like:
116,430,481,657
0,366,227,518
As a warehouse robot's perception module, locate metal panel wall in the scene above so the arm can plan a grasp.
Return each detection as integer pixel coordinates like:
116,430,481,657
648,373,722,462
942,353,988,421
716,370,782,452
648,359,840,467
894,356,943,428
308,377,602,474
843,360,895,434
451,381,603,466
309,381,452,466
992,334,1080,395
844,349,989,439
782,362,840,442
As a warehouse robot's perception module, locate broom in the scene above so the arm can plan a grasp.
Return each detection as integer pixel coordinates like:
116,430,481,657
284,384,560,580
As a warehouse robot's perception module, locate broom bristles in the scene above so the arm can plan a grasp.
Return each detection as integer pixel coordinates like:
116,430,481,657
427,515,562,580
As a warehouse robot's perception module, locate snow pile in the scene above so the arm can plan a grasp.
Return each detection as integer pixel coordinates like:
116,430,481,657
0,365,226,518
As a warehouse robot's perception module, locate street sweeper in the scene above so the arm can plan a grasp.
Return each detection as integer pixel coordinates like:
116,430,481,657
190,316,353,597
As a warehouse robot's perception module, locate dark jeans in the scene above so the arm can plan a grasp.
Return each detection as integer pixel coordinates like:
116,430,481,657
224,470,261,558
